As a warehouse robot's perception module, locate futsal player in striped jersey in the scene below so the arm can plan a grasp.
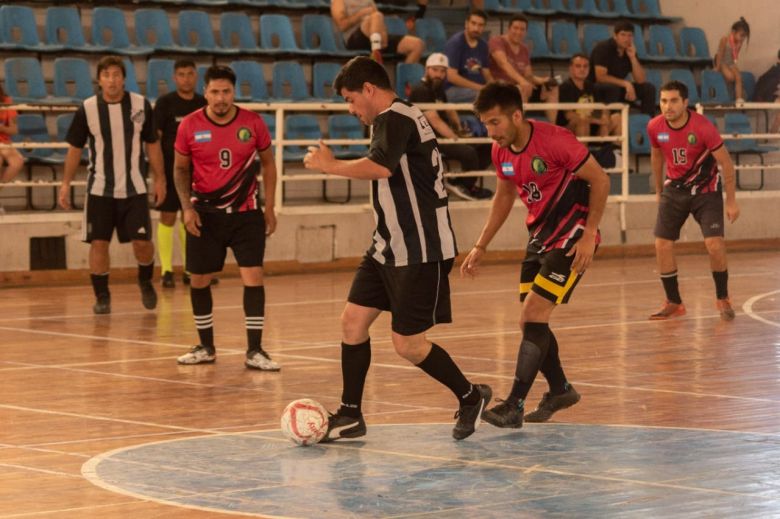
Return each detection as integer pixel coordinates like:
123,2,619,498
463,82,609,427
173,65,280,371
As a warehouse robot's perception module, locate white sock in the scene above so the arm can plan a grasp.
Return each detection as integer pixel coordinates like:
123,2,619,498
370,32,382,51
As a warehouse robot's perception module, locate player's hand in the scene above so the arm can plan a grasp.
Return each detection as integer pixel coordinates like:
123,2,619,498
153,179,166,208
303,140,334,173
183,208,202,237
624,82,637,102
626,43,637,60
58,182,71,210
264,208,277,236
726,198,740,223
460,246,485,278
566,231,597,274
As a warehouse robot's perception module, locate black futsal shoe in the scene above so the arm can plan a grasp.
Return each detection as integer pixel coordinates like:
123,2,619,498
161,271,175,288
482,398,525,429
452,384,492,440
139,281,157,310
93,294,111,315
320,412,367,443
524,385,581,423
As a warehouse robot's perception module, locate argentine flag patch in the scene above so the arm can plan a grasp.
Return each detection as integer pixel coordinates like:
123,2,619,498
657,132,670,143
501,162,515,177
194,130,212,143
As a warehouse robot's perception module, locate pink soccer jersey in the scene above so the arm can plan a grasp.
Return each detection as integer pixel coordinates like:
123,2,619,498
175,107,271,212
647,110,724,194
493,120,597,252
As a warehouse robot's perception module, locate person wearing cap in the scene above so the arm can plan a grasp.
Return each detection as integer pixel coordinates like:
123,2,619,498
409,53,493,201
444,8,493,103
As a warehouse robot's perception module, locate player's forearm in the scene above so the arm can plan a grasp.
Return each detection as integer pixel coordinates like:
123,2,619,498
447,71,482,90
61,147,83,185
261,163,277,210
146,142,165,185
323,157,391,180
721,162,737,201
583,172,609,235
173,166,193,210
650,150,664,193
474,187,515,248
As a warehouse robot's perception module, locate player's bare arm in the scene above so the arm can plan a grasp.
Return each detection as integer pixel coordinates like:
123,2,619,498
173,150,201,237
568,155,609,274
258,146,278,236
58,146,84,210
650,145,664,202
304,140,391,180
145,140,166,207
461,177,516,278
712,145,740,223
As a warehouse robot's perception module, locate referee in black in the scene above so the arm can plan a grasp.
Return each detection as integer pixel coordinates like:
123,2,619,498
304,56,491,442
59,55,166,315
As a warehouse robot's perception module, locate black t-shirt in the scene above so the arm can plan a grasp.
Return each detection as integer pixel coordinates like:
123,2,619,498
556,78,596,126
153,91,207,170
408,79,450,138
589,38,631,82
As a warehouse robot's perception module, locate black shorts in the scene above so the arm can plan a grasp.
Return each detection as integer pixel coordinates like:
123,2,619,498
519,248,583,305
347,255,453,336
654,185,725,241
82,194,152,243
345,29,403,53
186,209,266,274
156,166,181,213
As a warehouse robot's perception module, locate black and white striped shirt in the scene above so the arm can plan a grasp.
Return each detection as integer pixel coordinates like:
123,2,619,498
366,99,457,266
66,91,157,199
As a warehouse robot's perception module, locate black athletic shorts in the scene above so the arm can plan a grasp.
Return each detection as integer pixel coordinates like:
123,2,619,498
347,255,453,336
654,184,725,241
82,194,152,243
156,164,181,213
519,247,583,305
186,209,266,274
346,29,403,53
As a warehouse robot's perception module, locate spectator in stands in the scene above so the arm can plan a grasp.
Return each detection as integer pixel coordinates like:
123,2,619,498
409,53,493,200
444,8,493,103
488,15,559,123
715,17,750,103
753,49,780,133
331,0,425,64
590,21,655,116
557,54,620,138
0,85,24,211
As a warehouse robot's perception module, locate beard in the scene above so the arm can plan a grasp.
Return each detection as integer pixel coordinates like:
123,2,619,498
429,78,444,91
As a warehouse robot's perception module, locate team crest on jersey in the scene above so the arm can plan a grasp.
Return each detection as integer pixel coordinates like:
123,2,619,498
501,162,515,177
194,130,212,143
131,110,145,124
531,156,547,175
658,132,670,142
237,127,252,143
687,132,697,145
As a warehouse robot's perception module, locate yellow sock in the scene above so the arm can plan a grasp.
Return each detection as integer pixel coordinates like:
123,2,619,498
178,221,187,273
157,222,174,274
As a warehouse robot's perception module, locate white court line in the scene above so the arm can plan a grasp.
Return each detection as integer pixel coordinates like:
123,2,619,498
0,463,82,479
742,289,780,328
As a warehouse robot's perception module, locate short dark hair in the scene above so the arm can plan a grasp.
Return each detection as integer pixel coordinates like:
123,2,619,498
96,55,125,79
467,8,488,22
333,56,392,93
204,65,236,86
570,53,589,63
660,80,688,100
174,59,196,71
508,14,528,27
614,21,634,35
473,82,523,116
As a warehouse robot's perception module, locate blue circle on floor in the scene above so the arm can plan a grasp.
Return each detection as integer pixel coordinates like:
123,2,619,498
82,423,780,517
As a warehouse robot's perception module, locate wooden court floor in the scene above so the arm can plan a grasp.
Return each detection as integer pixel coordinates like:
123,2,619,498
1,250,779,517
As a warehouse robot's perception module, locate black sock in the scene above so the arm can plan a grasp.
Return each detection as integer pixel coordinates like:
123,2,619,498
244,286,265,353
339,339,371,417
712,270,728,300
190,286,214,350
660,270,682,304
138,262,154,284
539,330,568,395
416,343,477,406
509,322,551,402
90,273,109,298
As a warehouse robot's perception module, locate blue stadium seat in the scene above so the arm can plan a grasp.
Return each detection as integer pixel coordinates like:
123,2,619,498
527,0,557,16
53,58,94,103
4,58,71,105
55,113,87,163
313,63,343,101
416,18,447,54
631,23,649,61
527,22,554,60
668,69,700,104
679,27,711,65
550,0,586,15
628,113,651,154
0,5,64,52
301,14,357,57
146,59,176,103
45,7,107,54
583,24,611,55
12,114,63,165
741,71,756,101
630,0,678,21
230,61,270,102
598,0,632,17
260,113,276,142
384,16,408,37
646,25,680,62
272,61,309,101
460,114,487,137
723,112,778,190
179,10,239,55
123,59,141,95
480,0,518,15
550,22,582,59
92,7,154,56
395,63,424,99
328,114,367,159
701,70,732,104
135,9,197,53
581,0,618,17
260,14,313,55
219,12,262,54
283,114,321,161
196,64,208,95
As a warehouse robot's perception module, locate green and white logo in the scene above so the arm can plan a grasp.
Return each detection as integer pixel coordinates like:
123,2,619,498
687,132,697,145
237,127,252,143
531,156,547,175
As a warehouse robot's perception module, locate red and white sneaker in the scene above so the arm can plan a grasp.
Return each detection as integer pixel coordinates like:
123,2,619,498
716,298,736,321
649,301,686,320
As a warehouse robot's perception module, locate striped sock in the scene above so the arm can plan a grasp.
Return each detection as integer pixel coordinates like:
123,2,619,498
244,286,265,353
191,286,214,350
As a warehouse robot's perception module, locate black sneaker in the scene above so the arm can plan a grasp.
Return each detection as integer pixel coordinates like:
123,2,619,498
320,411,367,443
161,271,175,288
452,384,492,440
524,385,581,423
139,281,157,310
482,398,524,429
468,186,494,200
93,294,111,315
182,272,190,285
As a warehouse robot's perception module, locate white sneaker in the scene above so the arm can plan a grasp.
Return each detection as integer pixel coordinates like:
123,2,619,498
444,180,477,201
177,345,216,365
245,350,281,371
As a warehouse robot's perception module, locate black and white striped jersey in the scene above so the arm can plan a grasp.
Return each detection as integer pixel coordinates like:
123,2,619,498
66,91,157,199
366,99,457,266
